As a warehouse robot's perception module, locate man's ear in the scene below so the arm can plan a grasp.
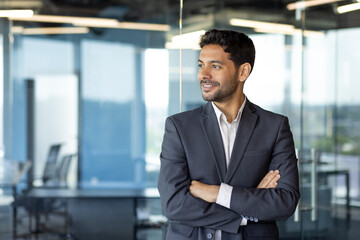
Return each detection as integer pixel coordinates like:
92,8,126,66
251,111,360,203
238,63,251,83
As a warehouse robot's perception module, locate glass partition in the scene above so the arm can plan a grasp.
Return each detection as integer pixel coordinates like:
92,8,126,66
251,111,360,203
8,10,172,190
0,33,3,155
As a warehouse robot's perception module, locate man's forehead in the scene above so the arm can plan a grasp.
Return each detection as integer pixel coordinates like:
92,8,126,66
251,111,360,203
200,44,225,52
199,46,230,62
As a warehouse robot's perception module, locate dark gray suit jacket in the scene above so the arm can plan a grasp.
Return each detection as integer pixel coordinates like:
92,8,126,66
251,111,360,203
158,100,300,240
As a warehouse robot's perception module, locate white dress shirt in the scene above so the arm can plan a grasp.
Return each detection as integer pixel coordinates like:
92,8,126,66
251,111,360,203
211,99,247,240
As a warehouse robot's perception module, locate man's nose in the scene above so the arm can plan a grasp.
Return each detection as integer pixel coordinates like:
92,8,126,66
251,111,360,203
199,67,211,80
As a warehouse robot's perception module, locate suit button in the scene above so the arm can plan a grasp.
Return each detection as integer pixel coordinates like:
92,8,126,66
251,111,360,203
249,217,253,221
207,233,213,239
254,218,259,222
245,216,249,220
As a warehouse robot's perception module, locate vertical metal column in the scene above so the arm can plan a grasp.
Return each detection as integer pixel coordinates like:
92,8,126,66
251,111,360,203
1,17,15,237
294,148,301,222
1,19,13,159
132,48,146,186
310,148,318,221
73,38,82,188
26,79,35,189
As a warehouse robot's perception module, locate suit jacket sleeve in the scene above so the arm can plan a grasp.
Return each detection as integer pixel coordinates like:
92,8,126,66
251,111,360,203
158,117,242,233
230,116,300,221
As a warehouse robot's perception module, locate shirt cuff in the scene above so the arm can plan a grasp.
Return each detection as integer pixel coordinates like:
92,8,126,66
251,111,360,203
240,217,248,226
216,183,233,208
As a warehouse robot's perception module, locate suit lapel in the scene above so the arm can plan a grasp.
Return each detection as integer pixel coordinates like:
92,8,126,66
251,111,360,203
225,101,258,183
200,102,227,181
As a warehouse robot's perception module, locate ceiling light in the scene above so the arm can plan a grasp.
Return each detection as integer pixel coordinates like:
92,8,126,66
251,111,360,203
287,0,344,11
9,15,119,27
20,27,89,35
0,10,34,18
8,15,170,31
230,18,295,32
75,21,170,31
0,1,42,9
254,28,325,37
337,2,360,13
11,26,24,34
229,18,324,37
115,22,170,31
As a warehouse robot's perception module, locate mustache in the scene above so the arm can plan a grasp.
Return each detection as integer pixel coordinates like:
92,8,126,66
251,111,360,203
200,80,220,86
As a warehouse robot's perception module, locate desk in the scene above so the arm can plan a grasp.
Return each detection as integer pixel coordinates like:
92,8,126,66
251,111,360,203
24,188,162,240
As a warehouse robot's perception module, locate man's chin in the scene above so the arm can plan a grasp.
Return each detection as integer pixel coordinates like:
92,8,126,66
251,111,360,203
202,94,215,102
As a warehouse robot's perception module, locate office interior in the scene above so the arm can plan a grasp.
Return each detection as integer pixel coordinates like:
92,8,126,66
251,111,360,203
0,0,360,239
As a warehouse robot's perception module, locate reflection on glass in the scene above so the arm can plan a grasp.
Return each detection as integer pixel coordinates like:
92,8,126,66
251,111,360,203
144,49,168,186
81,39,144,188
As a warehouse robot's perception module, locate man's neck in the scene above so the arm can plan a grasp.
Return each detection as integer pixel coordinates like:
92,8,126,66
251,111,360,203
213,94,245,123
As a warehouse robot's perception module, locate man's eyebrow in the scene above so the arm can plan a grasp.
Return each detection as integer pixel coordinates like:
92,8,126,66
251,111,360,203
210,60,224,64
198,59,224,64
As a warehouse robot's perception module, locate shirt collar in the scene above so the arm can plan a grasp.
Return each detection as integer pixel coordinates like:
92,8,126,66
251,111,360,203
212,97,247,124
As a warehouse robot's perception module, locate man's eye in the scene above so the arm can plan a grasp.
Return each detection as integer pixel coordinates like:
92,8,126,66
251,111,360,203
198,64,204,68
213,65,221,69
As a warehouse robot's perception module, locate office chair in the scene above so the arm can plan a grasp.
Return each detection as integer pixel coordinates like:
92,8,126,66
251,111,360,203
31,154,76,234
42,144,62,185
12,145,76,237
56,154,74,188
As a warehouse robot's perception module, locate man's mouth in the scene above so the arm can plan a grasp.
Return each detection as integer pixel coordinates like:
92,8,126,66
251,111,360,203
200,80,219,91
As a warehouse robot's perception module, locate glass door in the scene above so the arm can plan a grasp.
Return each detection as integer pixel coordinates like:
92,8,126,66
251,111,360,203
246,6,359,240
282,4,360,240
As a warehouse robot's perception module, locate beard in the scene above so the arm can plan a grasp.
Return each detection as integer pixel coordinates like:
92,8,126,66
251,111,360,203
200,74,239,103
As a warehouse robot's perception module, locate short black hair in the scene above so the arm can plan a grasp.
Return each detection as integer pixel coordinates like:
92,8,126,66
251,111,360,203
199,29,255,71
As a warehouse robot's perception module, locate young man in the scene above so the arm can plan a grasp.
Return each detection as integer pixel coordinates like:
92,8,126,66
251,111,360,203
158,29,300,240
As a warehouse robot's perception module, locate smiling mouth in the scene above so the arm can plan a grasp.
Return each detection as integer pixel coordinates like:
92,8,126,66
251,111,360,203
200,81,219,91
202,84,219,93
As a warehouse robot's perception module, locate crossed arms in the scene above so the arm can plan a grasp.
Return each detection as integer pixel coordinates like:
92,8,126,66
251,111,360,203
158,116,300,233
190,170,281,203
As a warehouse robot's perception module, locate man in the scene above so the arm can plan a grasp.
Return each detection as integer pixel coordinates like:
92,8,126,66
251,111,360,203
158,29,300,240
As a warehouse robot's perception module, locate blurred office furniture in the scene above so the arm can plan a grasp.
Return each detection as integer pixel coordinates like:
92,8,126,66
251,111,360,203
0,159,32,237
135,197,168,240
278,149,350,238
23,188,164,240
12,144,77,237
41,153,76,189
56,154,75,188
41,144,62,186
28,154,77,235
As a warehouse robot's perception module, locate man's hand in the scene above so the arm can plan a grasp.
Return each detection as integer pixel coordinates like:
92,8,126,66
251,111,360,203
189,180,219,203
257,170,281,188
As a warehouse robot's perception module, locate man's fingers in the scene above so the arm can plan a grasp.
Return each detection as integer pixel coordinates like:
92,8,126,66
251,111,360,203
257,170,280,188
266,174,281,188
261,170,276,186
257,170,276,188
